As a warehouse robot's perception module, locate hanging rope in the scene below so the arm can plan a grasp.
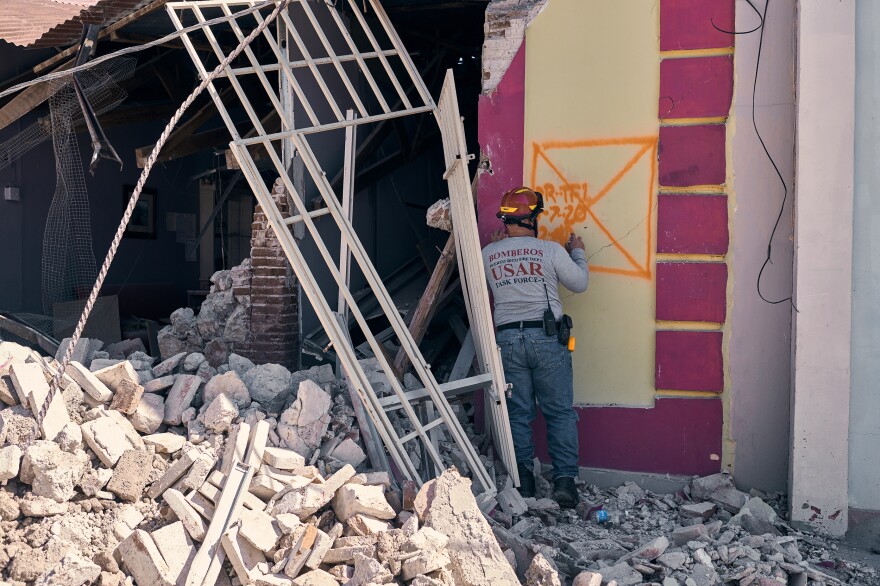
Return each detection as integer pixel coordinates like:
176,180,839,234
41,0,292,421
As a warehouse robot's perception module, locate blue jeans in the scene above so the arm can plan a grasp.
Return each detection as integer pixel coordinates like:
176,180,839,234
497,327,579,480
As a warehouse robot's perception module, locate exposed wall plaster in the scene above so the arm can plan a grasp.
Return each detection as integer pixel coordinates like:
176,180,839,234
482,0,548,94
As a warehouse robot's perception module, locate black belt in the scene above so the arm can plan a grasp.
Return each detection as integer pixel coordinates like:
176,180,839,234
497,320,544,331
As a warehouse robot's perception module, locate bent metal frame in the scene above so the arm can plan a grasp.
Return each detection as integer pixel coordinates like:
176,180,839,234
166,0,518,492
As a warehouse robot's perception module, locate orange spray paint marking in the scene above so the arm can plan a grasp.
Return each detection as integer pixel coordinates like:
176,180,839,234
530,136,658,280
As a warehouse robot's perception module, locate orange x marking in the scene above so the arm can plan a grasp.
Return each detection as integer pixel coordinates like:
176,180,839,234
530,136,658,280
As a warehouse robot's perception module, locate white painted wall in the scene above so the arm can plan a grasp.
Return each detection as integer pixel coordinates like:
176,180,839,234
849,0,880,513
729,0,796,493
790,0,855,537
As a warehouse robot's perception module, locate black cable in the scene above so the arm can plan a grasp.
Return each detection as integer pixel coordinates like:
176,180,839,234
718,0,798,311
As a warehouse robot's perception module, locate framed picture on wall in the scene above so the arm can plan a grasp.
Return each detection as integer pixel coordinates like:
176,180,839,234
123,185,157,239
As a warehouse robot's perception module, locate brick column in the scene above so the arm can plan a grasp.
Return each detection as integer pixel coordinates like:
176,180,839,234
241,178,299,370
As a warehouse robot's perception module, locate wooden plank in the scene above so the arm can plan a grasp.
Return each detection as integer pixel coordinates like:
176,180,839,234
448,330,475,382
392,234,457,375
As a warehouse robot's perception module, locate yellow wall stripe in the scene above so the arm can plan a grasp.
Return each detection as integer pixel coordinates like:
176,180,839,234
656,390,722,398
656,253,727,263
659,185,726,194
660,47,735,60
655,320,723,331
661,117,728,127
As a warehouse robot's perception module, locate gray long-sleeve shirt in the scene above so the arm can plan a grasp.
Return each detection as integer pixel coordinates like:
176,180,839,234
482,236,589,327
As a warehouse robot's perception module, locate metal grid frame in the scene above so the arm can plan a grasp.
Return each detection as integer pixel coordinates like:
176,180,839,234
167,0,515,492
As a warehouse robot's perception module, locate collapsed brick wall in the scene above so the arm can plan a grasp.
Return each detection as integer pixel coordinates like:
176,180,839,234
238,177,300,370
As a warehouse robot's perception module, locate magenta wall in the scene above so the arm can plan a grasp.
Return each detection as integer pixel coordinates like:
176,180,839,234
477,0,736,477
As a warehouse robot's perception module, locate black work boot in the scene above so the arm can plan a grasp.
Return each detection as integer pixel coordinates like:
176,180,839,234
552,477,579,508
516,463,535,498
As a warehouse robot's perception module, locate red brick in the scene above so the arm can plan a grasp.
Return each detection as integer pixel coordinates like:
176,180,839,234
656,263,727,323
658,125,726,187
660,56,734,119
657,194,729,254
660,0,735,51
655,331,723,392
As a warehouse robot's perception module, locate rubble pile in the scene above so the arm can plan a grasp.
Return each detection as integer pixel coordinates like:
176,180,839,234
157,261,254,364
0,333,877,586
487,471,878,586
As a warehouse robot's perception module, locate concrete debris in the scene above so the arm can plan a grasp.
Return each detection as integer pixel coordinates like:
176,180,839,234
0,339,874,586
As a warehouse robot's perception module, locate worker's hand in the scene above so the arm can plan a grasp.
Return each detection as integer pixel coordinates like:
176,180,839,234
565,233,585,253
491,229,508,243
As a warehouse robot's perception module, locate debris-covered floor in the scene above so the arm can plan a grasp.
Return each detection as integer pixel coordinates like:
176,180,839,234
1,314,879,586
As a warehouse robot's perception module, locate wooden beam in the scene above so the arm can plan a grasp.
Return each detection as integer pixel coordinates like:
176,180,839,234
0,60,73,131
392,233,457,376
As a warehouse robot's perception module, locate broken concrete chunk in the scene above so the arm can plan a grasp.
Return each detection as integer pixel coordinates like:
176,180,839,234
55,422,82,452
292,569,338,586
597,562,641,586
129,392,164,434
110,378,144,415
147,449,197,499
680,501,717,520
11,362,71,441
107,449,152,501
0,373,17,405
103,409,146,450
263,446,306,470
20,494,69,516
164,488,208,541
152,521,196,584
524,553,561,586
277,379,332,456
153,352,186,377
23,440,85,502
33,551,101,586
690,472,734,500
414,469,519,586
332,483,396,522
118,529,174,586
572,571,602,586
178,453,216,492
239,508,282,553
0,444,22,483
143,374,177,393
143,432,186,454
272,464,355,520
497,486,528,517
204,393,239,433
93,361,140,392
243,363,292,411
164,374,202,425
348,514,393,536
79,466,113,497
81,417,136,467
222,524,266,585
330,438,366,468
348,553,392,586
204,371,251,409
66,361,113,402
616,535,669,564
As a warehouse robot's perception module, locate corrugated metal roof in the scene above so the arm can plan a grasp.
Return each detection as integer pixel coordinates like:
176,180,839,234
0,0,153,48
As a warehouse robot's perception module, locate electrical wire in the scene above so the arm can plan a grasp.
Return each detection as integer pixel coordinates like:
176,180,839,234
715,0,798,311
0,0,277,103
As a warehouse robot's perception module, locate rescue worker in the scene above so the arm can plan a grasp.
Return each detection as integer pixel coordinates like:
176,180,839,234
482,186,588,508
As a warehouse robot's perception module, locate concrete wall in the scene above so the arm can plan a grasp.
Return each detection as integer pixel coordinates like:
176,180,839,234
728,0,796,493
849,0,880,513
790,0,855,537
523,0,659,407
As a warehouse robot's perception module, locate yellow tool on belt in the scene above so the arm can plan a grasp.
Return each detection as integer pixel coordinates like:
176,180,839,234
568,337,576,352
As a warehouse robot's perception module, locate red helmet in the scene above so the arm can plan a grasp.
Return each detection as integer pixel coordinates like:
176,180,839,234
497,186,544,221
